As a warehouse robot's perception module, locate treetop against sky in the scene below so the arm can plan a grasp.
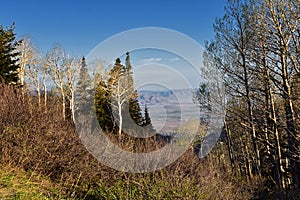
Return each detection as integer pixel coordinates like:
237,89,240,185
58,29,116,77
2,1,226,56
2,1,227,90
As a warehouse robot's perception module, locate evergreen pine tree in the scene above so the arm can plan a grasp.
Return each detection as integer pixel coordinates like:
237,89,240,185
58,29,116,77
143,104,155,133
108,58,124,86
144,104,151,126
124,52,145,127
94,52,153,135
129,90,144,126
75,57,91,114
95,78,114,132
0,23,21,85
125,51,132,73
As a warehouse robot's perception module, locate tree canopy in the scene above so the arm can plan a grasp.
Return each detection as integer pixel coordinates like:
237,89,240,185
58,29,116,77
95,52,154,136
0,23,21,85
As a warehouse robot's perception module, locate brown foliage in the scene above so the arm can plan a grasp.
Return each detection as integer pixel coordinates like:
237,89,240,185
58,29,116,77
0,84,255,199
0,84,119,185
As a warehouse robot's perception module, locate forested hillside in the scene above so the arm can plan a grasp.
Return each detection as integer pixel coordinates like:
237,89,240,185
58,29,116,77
201,0,300,196
0,0,299,199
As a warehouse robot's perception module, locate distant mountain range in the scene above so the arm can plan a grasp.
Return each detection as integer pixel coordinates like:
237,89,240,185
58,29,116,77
137,89,200,133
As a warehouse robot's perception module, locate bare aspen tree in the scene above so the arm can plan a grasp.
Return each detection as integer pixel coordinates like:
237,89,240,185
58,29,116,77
64,54,80,121
27,56,48,109
260,0,300,188
107,58,134,138
47,45,80,121
17,36,37,89
18,37,46,108
204,0,299,194
42,59,48,108
26,60,41,106
89,58,107,86
47,46,67,120
251,1,287,191
207,0,262,179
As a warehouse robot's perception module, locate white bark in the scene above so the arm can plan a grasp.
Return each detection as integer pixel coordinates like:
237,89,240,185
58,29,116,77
47,46,80,121
18,36,36,88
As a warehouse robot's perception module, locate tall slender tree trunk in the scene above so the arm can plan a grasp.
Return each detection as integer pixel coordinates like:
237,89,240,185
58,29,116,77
224,120,236,174
43,77,47,109
281,53,297,188
242,54,261,178
35,69,41,109
70,90,75,122
117,81,123,139
244,140,253,182
60,87,66,120
263,50,286,191
42,68,47,109
268,1,298,187
37,85,41,108
270,85,286,191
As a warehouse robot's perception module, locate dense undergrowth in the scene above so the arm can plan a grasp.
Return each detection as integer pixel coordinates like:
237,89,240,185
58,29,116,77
0,84,255,199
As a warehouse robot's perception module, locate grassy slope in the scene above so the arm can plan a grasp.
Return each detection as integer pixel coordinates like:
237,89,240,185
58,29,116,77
0,166,57,199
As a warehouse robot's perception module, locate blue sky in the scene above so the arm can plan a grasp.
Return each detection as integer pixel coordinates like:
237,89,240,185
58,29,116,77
2,0,227,56
2,1,228,130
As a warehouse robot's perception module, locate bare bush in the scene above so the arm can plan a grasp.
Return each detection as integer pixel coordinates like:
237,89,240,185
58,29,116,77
0,84,255,199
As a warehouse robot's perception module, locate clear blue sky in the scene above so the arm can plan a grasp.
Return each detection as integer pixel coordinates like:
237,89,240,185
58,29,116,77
2,0,227,56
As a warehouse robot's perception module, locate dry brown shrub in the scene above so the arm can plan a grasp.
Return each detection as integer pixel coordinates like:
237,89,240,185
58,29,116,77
0,84,121,187
0,84,255,199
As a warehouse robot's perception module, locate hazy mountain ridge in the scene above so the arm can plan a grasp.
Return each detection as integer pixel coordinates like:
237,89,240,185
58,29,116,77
138,89,196,106
137,89,200,133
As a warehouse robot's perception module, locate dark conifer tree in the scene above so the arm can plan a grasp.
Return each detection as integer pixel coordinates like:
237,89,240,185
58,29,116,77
108,58,124,86
143,104,155,133
129,90,144,126
94,52,153,134
124,52,144,127
125,51,132,73
144,104,151,126
95,78,114,132
0,23,21,85
75,57,91,115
